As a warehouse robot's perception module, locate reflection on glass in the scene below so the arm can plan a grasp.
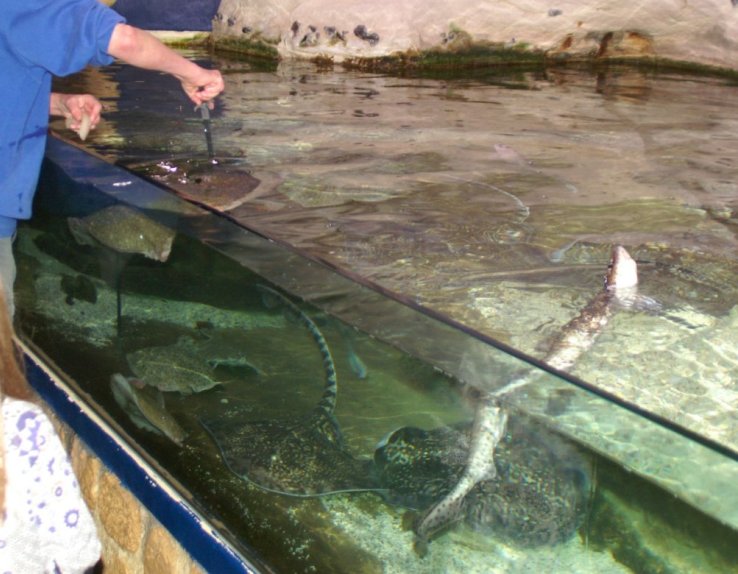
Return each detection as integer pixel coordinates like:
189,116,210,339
13,142,738,573
52,57,738,470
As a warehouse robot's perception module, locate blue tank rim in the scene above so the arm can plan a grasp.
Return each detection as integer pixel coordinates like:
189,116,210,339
23,351,262,574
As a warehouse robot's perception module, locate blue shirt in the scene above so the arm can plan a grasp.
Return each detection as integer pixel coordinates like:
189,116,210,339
0,0,125,237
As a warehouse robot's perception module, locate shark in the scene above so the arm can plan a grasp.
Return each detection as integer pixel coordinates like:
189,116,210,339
411,245,639,554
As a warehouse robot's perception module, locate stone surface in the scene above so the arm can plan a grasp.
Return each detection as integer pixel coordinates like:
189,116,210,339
98,471,145,553
54,418,205,573
213,0,738,71
101,552,131,574
144,524,186,573
71,436,102,510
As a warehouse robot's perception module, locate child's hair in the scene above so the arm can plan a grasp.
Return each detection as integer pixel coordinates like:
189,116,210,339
0,283,35,520
0,287,32,401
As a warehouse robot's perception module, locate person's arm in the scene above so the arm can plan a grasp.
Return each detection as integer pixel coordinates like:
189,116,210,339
107,24,224,106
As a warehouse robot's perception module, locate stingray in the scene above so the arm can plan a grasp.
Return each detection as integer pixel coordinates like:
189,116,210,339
68,204,175,263
121,156,267,212
68,204,175,335
374,416,590,549
410,245,639,554
200,286,379,496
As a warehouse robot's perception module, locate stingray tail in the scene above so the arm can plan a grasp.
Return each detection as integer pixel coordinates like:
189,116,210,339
257,285,338,415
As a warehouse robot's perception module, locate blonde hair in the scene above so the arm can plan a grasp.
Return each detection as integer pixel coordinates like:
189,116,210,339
0,291,32,401
0,284,35,521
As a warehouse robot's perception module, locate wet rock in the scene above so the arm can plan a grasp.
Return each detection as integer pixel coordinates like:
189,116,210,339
353,25,379,46
212,0,738,72
300,24,320,47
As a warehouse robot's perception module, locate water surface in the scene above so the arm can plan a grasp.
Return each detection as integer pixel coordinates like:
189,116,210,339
53,55,738,456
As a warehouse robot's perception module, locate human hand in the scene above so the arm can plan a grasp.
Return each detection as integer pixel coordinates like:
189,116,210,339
53,93,103,141
179,67,225,108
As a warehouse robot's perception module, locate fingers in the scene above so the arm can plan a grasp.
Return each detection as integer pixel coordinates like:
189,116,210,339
58,94,103,141
183,69,225,106
65,94,103,129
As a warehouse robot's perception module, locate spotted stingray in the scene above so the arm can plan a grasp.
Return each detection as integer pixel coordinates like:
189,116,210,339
374,416,590,551
200,285,378,496
410,245,639,554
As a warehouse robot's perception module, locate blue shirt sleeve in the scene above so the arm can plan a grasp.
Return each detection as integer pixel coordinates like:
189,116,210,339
6,0,126,76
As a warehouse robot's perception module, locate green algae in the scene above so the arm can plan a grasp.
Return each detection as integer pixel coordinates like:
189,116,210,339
343,42,545,73
205,29,738,80
212,35,280,60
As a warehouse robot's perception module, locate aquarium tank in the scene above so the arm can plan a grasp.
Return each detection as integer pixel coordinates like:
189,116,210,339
16,51,738,573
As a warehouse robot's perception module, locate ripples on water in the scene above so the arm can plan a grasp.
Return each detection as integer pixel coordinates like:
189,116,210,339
53,57,738,455
40,55,738,572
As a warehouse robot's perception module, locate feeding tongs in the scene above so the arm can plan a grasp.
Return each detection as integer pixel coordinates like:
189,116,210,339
196,103,216,160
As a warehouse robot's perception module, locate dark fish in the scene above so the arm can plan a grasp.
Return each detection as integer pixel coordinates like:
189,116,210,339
375,417,590,548
60,273,98,305
412,245,638,553
347,345,368,380
336,321,368,380
200,286,378,496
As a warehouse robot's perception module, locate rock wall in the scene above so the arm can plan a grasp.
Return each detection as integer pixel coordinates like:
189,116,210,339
51,414,205,574
212,0,738,71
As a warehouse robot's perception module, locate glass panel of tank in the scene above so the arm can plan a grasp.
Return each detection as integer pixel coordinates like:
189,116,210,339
12,140,737,573
52,57,738,472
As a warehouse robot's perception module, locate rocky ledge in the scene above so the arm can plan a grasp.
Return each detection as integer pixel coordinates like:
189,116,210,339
210,0,738,72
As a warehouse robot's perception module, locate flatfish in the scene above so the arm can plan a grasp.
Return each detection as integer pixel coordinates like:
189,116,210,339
110,373,186,445
127,337,223,395
200,286,378,496
68,204,175,262
375,416,590,547
411,245,639,554
123,157,272,212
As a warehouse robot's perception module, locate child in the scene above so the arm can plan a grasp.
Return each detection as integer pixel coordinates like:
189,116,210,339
0,283,102,573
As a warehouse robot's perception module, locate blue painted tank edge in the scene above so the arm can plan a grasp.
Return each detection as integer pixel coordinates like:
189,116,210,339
24,353,259,574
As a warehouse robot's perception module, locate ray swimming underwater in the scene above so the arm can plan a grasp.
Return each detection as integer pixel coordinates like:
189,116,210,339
200,285,378,496
411,245,639,554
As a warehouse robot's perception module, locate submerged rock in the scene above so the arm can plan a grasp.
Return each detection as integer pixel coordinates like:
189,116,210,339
60,273,98,305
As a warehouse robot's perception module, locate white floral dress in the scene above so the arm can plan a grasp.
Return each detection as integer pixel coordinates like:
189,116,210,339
0,398,100,573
